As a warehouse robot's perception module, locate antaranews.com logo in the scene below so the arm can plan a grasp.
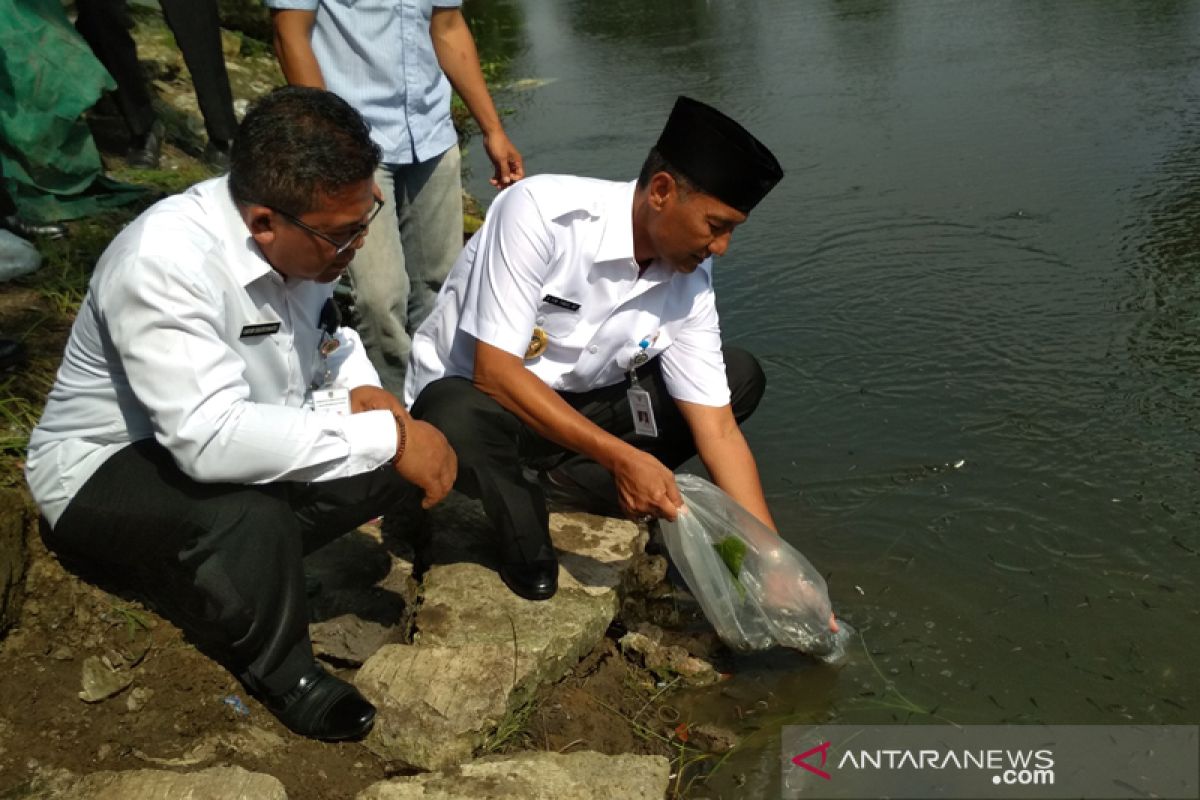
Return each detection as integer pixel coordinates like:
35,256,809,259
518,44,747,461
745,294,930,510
792,739,1055,786
781,725,1197,799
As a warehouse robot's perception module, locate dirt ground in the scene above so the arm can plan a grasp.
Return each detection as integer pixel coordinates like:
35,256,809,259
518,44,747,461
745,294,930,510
0,10,724,796
0,517,704,799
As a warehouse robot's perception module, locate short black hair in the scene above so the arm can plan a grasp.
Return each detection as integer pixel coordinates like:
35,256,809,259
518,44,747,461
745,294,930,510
636,146,697,196
229,86,381,215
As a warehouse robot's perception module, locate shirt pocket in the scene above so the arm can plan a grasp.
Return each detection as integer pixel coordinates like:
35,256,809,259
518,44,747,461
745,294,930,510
534,304,581,340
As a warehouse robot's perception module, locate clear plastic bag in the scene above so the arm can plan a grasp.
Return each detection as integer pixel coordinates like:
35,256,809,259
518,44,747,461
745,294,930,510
660,474,850,661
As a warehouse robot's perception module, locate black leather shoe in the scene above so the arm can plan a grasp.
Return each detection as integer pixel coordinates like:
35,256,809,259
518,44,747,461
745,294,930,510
127,120,164,168
499,558,559,601
260,662,375,741
2,214,65,240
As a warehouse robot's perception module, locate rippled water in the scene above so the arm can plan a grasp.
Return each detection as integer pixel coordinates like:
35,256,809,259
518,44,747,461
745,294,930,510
463,0,1200,794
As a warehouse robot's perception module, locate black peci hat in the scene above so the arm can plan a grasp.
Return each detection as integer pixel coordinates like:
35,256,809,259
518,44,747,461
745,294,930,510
654,96,784,214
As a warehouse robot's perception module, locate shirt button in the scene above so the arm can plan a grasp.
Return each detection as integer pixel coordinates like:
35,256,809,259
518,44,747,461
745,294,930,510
536,316,546,326
588,345,599,354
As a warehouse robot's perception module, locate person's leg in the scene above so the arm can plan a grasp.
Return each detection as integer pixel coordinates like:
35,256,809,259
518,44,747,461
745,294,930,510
74,0,157,140
348,163,411,394
410,377,558,599
46,440,410,738
396,145,463,330
547,346,767,514
157,0,238,147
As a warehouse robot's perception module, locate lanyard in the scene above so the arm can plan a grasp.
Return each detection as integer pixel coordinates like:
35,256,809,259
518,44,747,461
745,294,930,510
310,299,340,390
628,334,655,387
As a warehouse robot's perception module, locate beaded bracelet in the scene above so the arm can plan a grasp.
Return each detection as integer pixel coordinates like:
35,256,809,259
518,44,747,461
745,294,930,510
393,415,407,464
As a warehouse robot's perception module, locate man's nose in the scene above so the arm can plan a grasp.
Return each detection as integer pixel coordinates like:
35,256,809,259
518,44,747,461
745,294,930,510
708,231,732,257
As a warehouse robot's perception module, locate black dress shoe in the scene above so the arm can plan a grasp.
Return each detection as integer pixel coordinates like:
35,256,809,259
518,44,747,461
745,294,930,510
2,214,65,240
499,558,559,601
260,662,376,741
127,120,164,169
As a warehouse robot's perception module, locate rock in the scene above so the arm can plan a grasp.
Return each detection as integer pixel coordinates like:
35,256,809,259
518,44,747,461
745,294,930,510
0,489,30,635
24,764,286,800
126,686,153,713
356,499,643,769
618,623,722,688
78,655,134,703
306,522,417,665
626,553,668,592
688,723,738,754
355,751,670,800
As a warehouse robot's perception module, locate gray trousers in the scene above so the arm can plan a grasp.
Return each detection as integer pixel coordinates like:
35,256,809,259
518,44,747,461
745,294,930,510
350,147,463,394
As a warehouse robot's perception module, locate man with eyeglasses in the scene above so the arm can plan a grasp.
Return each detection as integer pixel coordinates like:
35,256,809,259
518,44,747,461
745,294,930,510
25,87,456,743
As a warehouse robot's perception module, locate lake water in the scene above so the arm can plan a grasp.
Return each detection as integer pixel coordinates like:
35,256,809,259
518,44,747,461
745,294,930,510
461,1,1200,795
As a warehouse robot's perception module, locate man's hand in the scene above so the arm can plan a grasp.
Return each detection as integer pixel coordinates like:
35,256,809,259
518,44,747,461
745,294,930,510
393,418,457,509
349,385,404,416
610,447,683,521
350,386,457,508
483,130,524,189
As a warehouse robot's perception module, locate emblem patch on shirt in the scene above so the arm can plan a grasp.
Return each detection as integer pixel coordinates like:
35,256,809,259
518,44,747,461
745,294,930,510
239,322,281,338
525,326,548,360
542,294,581,312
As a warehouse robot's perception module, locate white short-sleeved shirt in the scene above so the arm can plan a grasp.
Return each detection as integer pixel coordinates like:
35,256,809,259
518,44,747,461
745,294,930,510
404,174,730,408
25,177,398,527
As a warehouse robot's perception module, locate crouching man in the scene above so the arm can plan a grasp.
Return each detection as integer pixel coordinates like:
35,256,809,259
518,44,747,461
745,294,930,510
404,97,786,603
25,87,456,742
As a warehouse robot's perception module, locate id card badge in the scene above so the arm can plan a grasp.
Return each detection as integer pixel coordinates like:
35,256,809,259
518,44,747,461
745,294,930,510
308,387,351,417
627,386,659,437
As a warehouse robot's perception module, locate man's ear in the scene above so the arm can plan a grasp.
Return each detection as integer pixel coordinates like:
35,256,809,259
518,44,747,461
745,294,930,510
243,205,277,247
647,171,677,212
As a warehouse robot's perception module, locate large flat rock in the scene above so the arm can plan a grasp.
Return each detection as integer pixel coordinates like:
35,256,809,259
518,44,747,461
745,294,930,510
356,498,643,769
306,520,417,666
355,751,670,800
26,764,286,800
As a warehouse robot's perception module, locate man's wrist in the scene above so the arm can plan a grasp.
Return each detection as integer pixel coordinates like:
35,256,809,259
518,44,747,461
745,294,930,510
391,415,407,465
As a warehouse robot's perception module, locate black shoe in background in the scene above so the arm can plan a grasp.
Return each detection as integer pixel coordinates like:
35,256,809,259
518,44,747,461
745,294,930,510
0,339,26,373
127,119,165,168
2,215,65,240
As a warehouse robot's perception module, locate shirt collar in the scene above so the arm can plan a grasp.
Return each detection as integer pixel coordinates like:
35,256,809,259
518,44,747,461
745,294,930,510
592,180,639,266
196,175,276,288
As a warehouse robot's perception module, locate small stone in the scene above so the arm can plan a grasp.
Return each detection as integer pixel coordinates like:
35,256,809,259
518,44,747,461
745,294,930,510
50,646,74,661
79,656,133,703
96,743,112,761
126,686,153,713
690,723,738,754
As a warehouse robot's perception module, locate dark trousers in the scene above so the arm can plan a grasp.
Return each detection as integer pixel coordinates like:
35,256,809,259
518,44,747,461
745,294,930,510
410,347,766,563
0,159,15,218
75,0,238,144
45,440,410,695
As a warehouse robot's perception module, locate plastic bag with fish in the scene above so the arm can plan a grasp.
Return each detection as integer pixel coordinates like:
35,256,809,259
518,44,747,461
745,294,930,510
659,474,850,662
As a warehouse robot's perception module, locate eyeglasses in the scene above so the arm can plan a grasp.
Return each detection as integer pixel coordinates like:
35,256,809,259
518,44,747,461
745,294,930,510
256,196,385,256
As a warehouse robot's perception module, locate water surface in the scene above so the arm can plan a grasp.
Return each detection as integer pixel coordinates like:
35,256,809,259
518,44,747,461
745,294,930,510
463,1,1200,794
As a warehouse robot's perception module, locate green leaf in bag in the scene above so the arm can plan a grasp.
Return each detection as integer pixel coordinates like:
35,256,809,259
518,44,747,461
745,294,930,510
712,536,748,600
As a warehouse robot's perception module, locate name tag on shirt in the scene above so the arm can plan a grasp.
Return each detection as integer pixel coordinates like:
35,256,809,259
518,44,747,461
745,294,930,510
308,387,351,416
240,322,281,338
627,387,658,437
542,294,581,312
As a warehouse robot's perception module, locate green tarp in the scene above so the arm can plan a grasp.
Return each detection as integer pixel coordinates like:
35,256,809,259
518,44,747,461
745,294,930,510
0,0,145,222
